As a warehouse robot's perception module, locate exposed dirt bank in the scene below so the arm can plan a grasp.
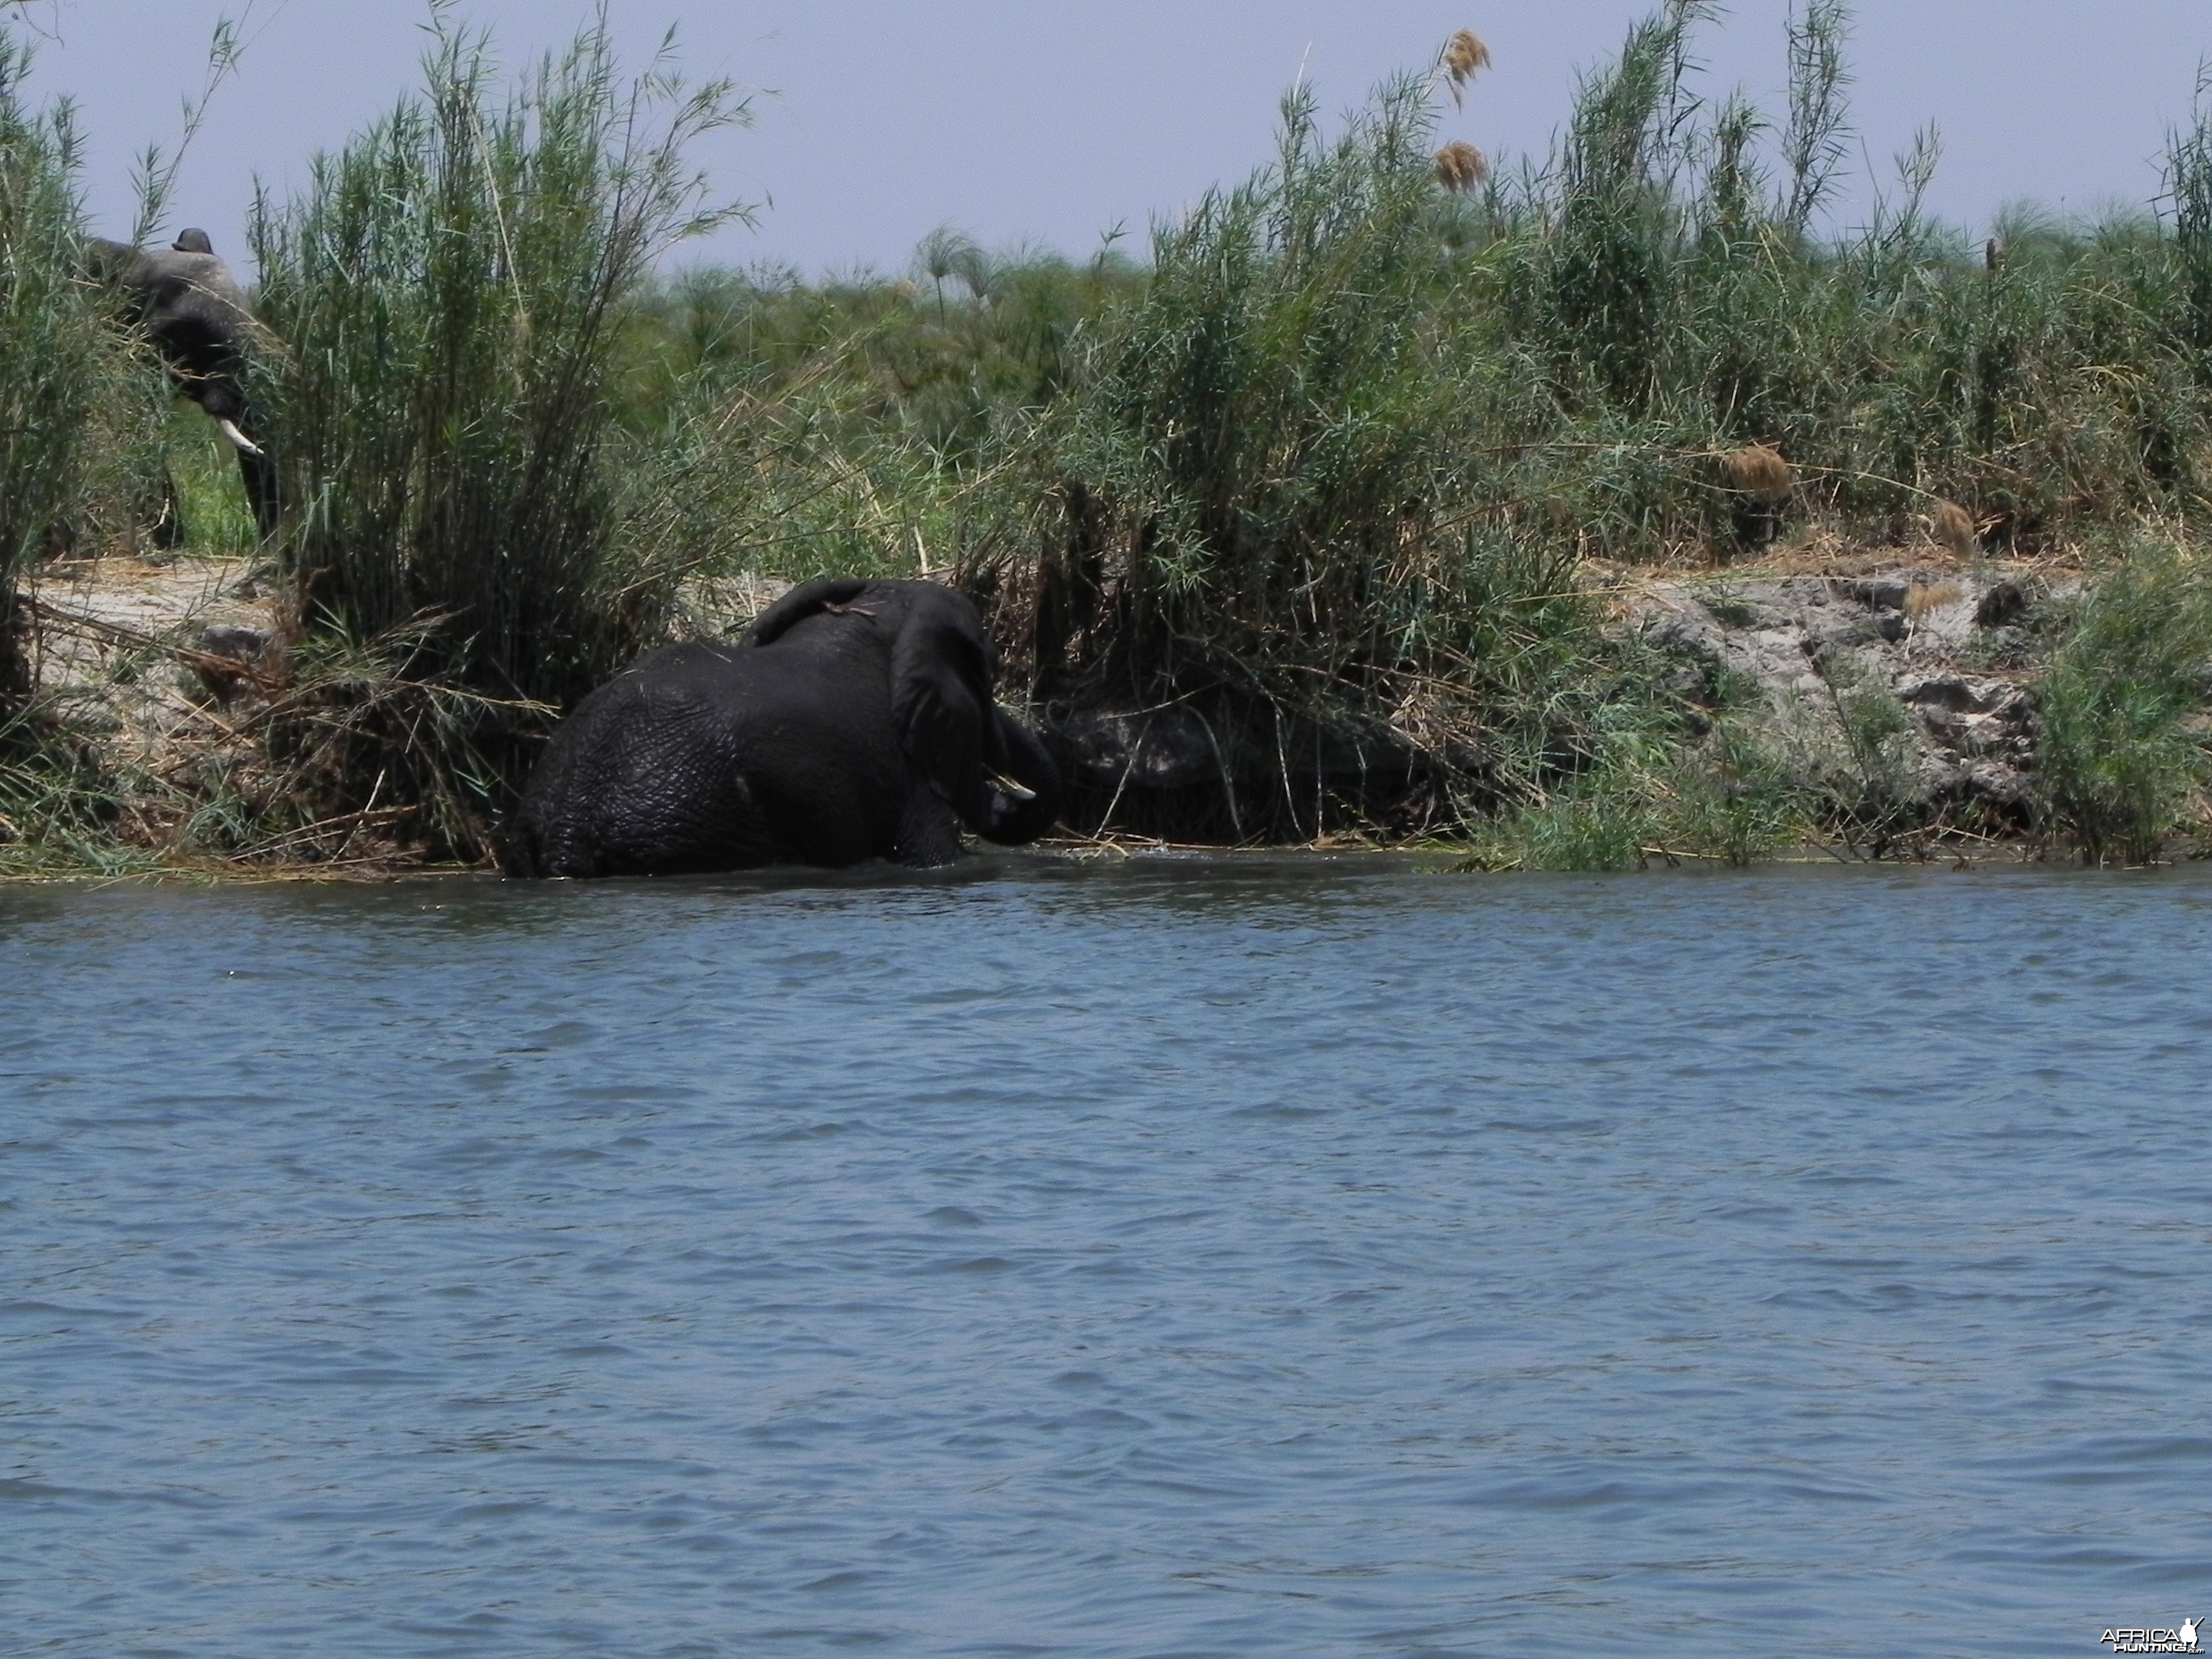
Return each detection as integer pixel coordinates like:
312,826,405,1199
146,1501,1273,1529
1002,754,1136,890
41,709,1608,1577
19,553,281,789
1625,555,2068,840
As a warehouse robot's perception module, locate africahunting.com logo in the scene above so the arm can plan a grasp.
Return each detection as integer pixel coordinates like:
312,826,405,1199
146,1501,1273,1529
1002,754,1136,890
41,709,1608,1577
2102,1618,2202,1654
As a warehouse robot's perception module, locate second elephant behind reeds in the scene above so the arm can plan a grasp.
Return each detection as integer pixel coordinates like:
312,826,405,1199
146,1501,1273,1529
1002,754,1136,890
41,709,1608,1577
504,577,1062,877
85,229,277,538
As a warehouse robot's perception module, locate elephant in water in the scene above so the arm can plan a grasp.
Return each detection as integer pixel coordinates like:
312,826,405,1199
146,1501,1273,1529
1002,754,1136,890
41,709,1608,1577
84,229,276,538
504,578,1064,877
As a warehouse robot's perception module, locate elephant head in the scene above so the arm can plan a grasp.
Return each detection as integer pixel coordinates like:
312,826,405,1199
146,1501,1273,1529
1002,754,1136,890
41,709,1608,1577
748,577,1062,846
84,229,277,537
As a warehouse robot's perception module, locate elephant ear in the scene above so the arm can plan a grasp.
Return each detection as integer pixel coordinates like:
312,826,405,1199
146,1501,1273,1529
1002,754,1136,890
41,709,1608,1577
746,577,874,646
890,590,1000,826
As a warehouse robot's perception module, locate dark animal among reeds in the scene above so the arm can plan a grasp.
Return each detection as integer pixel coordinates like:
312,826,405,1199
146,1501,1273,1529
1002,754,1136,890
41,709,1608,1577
83,228,278,538
504,578,1062,876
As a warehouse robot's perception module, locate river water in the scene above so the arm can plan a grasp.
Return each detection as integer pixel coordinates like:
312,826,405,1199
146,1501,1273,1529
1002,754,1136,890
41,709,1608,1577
3,857,2207,1657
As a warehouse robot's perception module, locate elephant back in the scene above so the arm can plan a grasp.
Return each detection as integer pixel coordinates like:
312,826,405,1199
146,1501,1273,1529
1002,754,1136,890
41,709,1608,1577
751,577,1061,848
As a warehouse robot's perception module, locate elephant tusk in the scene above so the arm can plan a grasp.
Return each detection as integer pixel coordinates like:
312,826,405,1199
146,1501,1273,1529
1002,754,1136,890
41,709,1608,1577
989,772,1037,802
215,418,264,457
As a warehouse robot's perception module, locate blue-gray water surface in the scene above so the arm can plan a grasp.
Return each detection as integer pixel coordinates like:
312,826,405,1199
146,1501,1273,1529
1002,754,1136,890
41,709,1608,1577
3,857,2208,1657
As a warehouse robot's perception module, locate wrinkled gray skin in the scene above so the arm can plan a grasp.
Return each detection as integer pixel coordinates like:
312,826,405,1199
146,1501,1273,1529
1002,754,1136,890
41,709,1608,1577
504,578,1064,877
85,229,277,537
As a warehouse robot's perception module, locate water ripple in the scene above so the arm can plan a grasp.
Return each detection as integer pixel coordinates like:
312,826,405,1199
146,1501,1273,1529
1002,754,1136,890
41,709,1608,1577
1,860,2208,1656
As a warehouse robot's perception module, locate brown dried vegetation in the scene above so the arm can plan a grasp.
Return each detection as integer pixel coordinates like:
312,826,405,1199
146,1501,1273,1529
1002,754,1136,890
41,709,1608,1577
1902,578,1965,620
1723,443,1794,502
1931,501,1980,560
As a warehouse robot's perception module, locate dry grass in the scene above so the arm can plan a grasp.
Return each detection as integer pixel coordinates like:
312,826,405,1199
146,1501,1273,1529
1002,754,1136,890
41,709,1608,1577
1903,578,1966,620
1931,500,1980,560
1723,443,1794,502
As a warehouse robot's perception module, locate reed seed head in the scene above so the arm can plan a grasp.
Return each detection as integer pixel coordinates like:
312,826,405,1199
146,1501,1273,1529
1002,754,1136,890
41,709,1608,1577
1722,443,1793,502
1930,500,1978,560
1433,141,1490,193
1441,30,1491,106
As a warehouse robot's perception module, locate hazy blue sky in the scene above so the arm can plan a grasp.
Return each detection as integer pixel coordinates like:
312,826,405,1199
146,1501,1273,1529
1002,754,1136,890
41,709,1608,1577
12,1,2212,276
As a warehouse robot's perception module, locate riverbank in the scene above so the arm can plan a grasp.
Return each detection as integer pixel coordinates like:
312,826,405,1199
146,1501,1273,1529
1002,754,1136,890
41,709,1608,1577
5,535,2200,880
1623,548,2057,848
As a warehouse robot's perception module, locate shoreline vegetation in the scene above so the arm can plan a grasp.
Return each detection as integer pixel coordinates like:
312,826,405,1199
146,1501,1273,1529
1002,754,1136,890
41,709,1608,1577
4,3,2211,880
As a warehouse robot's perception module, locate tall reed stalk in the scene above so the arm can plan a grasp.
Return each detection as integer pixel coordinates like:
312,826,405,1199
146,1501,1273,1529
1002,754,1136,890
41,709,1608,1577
1036,81,1483,684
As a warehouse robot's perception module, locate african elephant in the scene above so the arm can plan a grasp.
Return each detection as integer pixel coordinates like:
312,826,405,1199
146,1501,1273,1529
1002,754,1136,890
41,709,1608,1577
84,229,276,538
504,577,1063,877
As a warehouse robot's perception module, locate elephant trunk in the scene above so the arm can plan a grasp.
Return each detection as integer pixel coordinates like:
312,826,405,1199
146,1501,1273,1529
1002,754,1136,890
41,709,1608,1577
973,707,1062,846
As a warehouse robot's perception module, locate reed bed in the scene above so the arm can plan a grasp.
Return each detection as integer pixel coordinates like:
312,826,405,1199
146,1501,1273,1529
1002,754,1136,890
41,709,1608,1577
962,0,2212,845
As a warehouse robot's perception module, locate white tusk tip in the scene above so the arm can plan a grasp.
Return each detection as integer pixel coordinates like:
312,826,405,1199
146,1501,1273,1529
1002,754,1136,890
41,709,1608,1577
215,418,264,457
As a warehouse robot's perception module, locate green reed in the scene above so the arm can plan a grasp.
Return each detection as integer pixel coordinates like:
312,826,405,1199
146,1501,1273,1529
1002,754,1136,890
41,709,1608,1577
247,15,749,854
0,33,156,697
2034,534,2212,865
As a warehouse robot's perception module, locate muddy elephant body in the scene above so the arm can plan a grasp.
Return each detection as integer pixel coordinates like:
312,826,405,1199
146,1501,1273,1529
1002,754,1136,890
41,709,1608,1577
85,230,276,537
505,578,1062,877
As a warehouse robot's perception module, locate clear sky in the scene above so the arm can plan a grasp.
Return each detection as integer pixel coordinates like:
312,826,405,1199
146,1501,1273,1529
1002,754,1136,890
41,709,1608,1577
11,1,2212,278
